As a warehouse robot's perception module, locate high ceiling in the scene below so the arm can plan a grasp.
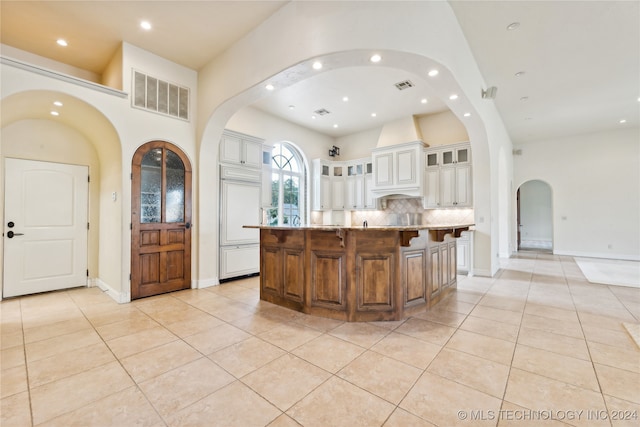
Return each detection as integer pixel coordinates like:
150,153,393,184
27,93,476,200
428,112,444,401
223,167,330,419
1,1,638,144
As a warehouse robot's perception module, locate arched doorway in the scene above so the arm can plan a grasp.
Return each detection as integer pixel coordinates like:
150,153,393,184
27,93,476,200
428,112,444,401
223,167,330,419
131,141,192,299
1,90,122,299
517,180,553,251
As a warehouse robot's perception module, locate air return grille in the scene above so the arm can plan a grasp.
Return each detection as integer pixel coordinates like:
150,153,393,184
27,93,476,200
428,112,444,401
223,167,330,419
313,108,331,116
394,80,415,90
133,70,189,121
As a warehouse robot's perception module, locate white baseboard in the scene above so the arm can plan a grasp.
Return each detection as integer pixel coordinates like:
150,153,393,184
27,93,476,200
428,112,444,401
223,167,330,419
95,278,130,303
472,268,493,277
554,250,640,262
195,277,219,289
521,240,553,249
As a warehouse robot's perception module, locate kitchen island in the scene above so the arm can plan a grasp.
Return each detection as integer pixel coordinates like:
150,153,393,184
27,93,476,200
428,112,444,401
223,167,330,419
244,224,472,322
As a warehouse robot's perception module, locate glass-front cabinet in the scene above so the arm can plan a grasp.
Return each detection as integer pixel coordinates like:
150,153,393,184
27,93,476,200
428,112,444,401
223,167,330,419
423,142,472,208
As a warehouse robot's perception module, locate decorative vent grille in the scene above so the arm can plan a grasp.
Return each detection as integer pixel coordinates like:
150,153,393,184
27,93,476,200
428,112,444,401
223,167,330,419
394,80,414,90
133,70,189,121
313,108,331,116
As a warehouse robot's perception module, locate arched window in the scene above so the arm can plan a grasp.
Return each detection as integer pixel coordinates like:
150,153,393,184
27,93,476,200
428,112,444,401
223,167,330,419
269,142,306,226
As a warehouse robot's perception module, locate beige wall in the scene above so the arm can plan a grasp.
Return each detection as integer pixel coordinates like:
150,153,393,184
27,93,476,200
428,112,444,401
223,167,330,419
417,110,469,147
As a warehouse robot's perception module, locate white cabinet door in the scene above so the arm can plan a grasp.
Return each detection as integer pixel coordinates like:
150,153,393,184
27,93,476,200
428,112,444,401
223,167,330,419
424,168,440,208
440,167,456,207
345,176,365,209
364,174,375,208
220,131,263,168
332,178,345,210
455,164,472,207
312,159,331,211
220,135,243,165
313,175,331,210
396,148,417,186
373,152,393,187
243,139,263,168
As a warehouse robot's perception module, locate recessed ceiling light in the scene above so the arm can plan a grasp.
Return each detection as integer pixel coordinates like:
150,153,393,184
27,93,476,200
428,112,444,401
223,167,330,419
520,96,529,101
288,105,295,110
53,101,63,107
311,115,316,119
421,98,428,104
619,119,627,124
50,111,59,116
371,113,377,117
333,124,339,128
449,94,459,100
56,39,68,47
507,22,520,31
428,69,439,77
370,54,382,63
463,112,471,117
515,71,526,77
637,96,640,102
265,84,274,91
342,96,349,102
312,61,323,70
140,20,152,30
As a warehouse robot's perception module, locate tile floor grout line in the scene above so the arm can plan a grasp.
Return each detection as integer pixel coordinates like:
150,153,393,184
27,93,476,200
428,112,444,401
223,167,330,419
17,297,35,427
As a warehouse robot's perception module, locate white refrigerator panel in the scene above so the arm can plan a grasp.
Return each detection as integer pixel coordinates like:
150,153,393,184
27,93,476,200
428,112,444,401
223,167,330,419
220,180,260,245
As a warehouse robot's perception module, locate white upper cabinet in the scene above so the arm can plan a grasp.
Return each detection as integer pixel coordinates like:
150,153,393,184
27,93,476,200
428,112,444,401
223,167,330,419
423,142,472,208
312,159,332,211
220,130,263,169
345,158,374,210
371,141,425,198
313,158,376,211
331,164,345,210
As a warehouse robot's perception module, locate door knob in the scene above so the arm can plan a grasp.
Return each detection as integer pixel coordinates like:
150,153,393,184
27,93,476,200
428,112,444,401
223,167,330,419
185,222,191,229
7,231,24,238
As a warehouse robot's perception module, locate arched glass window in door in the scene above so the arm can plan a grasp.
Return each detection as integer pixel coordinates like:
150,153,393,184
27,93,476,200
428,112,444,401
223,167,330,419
140,148,185,223
270,142,305,226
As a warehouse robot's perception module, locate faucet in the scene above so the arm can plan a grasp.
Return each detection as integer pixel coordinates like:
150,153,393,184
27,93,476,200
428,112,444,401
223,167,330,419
363,220,368,228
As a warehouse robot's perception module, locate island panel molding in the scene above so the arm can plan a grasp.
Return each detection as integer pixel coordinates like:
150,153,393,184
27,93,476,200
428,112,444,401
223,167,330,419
246,224,472,321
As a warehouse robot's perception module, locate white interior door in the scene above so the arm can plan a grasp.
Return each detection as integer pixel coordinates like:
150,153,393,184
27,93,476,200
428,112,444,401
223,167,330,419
3,158,88,298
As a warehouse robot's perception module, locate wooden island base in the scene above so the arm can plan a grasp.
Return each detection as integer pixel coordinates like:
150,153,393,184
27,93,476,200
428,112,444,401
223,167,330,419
250,225,471,322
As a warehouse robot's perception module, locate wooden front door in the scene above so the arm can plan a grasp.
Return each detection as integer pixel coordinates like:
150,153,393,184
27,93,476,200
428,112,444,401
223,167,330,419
131,141,191,299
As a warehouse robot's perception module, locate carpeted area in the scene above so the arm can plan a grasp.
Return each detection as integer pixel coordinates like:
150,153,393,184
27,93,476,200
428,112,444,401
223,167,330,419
574,257,640,288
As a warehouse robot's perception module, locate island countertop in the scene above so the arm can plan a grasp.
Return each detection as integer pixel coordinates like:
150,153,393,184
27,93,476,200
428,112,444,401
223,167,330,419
244,223,474,242
243,223,474,231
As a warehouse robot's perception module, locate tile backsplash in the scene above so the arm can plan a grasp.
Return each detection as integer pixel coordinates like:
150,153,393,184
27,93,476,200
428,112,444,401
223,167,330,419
349,198,474,226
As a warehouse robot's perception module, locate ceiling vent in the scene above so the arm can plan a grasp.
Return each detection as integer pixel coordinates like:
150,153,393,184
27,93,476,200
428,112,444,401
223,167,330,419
394,80,415,90
314,108,331,116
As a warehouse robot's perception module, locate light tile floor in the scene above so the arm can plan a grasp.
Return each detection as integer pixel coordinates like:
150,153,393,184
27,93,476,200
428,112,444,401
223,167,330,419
1,252,639,426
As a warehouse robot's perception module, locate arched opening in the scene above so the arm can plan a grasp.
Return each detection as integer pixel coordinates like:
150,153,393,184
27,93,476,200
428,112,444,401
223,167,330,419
1,90,123,297
517,180,553,251
199,48,496,283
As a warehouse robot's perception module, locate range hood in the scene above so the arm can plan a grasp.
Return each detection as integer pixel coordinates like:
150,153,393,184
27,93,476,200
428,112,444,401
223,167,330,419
370,116,428,199
376,116,426,148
